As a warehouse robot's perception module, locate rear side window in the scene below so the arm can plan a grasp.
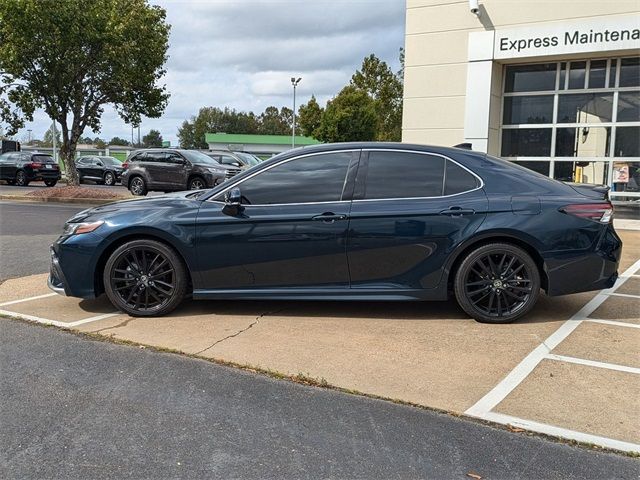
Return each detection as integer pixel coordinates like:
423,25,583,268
233,152,352,205
444,161,479,195
363,151,445,199
129,153,145,162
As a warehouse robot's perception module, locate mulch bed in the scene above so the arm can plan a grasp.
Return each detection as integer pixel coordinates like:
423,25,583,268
26,186,128,200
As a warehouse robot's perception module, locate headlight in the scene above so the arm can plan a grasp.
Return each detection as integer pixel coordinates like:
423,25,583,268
62,220,104,236
207,168,226,175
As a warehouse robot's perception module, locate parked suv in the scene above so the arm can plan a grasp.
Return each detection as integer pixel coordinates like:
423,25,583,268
0,151,61,186
76,156,124,186
205,150,260,181
121,149,241,196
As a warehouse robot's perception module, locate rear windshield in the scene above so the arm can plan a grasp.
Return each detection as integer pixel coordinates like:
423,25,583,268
33,154,55,163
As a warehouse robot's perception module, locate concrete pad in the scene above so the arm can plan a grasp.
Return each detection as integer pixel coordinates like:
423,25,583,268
0,273,51,304
193,293,592,413
590,296,640,322
617,277,640,296
5,294,115,323
618,230,640,271
553,321,640,369
495,359,640,444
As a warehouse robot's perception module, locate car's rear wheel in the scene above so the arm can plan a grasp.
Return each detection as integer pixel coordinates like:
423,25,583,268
454,243,540,324
44,179,57,187
103,240,187,317
15,170,29,187
129,176,147,196
188,176,206,190
104,171,115,186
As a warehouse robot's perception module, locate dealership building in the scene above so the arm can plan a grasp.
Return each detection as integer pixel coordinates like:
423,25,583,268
403,1,640,202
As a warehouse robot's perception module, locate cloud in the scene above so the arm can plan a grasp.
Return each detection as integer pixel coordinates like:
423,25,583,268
12,0,405,145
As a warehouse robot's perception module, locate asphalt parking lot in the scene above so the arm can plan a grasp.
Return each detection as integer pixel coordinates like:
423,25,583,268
1,198,639,457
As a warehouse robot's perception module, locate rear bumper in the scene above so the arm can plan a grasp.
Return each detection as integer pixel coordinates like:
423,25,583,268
27,170,61,181
545,224,622,296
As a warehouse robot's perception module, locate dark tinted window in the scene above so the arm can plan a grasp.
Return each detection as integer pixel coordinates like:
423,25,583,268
33,154,55,163
505,63,556,92
146,152,166,163
619,57,640,87
444,161,479,195
503,95,553,124
364,151,444,199
166,153,184,164
130,153,146,162
237,152,351,205
501,128,552,157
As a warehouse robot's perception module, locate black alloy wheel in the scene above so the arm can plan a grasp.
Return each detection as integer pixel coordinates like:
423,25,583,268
129,176,147,196
454,243,540,324
15,170,28,187
104,171,115,186
104,240,187,316
188,177,206,190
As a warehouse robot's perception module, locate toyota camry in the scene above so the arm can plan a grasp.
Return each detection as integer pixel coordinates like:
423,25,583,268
48,143,622,323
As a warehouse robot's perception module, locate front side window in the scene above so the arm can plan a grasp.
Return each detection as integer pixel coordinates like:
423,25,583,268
363,151,445,199
231,152,351,205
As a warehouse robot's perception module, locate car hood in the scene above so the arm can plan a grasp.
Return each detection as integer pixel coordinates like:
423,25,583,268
65,190,205,223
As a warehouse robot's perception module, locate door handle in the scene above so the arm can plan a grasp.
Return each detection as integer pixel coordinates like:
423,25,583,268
440,207,475,216
311,212,348,223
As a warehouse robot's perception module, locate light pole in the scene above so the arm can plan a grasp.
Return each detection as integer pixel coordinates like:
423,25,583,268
291,77,301,148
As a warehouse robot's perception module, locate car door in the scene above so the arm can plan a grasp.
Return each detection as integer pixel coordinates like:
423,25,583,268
163,152,189,189
346,149,488,291
142,151,167,188
194,150,359,291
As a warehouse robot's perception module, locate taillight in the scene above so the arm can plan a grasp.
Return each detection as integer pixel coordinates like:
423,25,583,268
560,203,613,224
122,162,129,169
27,162,42,169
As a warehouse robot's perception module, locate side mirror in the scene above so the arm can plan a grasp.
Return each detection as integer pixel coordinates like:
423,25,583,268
222,187,243,216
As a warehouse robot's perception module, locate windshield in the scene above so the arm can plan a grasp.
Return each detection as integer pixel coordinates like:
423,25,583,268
234,152,260,166
182,150,220,165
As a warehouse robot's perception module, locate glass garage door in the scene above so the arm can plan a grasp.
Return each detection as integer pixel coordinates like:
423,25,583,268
500,57,640,202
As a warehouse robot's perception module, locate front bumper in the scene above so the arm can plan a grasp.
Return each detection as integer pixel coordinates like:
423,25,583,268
48,246,69,296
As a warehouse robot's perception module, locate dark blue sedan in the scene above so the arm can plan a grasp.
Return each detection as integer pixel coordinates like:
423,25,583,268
48,143,622,323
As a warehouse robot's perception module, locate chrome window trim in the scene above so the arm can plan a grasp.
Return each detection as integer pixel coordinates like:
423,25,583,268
206,147,484,206
206,149,360,206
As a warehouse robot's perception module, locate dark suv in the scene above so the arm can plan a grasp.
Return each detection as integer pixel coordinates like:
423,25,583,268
76,156,124,186
0,151,61,186
121,149,241,196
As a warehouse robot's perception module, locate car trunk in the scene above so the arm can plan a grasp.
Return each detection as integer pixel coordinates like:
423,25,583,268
565,182,610,201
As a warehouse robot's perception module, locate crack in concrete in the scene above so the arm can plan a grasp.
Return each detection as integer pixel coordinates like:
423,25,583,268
92,316,136,334
194,308,284,355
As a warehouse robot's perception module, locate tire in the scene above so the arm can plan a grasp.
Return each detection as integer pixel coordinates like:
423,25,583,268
44,180,58,187
454,243,540,324
6,180,15,186
15,170,29,187
129,176,147,196
188,176,206,190
103,239,188,317
103,171,115,186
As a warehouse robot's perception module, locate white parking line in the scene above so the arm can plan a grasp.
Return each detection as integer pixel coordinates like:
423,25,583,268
607,292,640,300
586,318,640,329
480,411,640,454
0,293,57,307
546,353,640,375
465,258,640,451
0,309,120,328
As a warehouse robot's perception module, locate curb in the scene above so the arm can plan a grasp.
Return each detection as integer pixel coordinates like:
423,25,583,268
0,195,123,205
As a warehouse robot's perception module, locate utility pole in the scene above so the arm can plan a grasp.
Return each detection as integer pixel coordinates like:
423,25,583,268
51,121,57,163
137,125,141,147
291,77,301,148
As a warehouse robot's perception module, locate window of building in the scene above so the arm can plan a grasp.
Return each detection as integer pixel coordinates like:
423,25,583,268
501,56,640,199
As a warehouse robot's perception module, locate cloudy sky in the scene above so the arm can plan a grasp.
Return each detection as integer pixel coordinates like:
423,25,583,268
15,0,405,146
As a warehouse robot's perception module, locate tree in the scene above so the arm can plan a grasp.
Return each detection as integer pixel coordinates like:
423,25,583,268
142,129,163,147
316,86,376,143
0,0,170,185
258,106,290,135
297,95,323,139
178,107,260,149
109,136,130,146
42,124,61,147
95,138,107,149
351,53,403,141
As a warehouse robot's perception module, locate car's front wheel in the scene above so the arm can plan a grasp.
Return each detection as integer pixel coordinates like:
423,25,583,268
103,239,188,316
454,243,540,324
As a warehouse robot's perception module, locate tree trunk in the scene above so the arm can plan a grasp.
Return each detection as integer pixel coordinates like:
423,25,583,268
59,123,80,186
